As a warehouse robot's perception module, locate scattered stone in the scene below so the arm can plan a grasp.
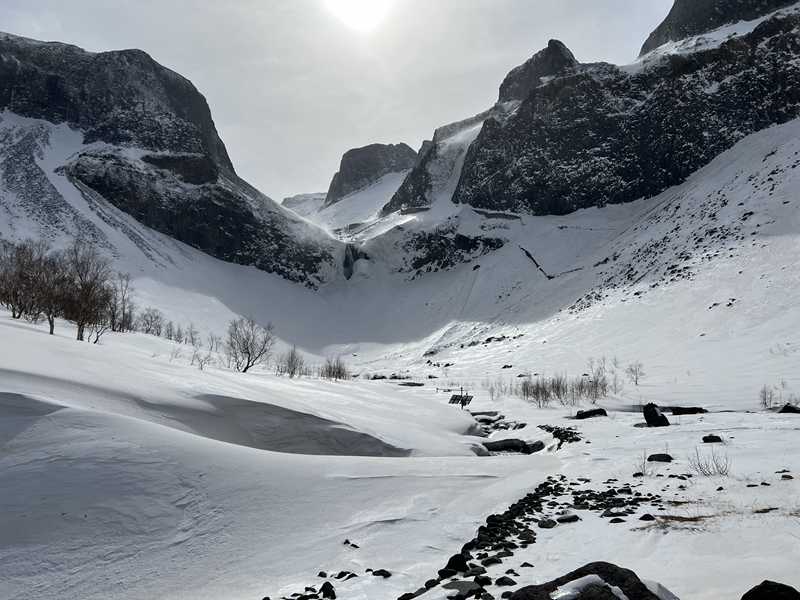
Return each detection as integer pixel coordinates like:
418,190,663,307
782,474,794,480
609,517,626,523
639,513,656,521
496,576,516,586
445,553,469,573
510,562,662,600
317,571,327,578
575,408,608,420
520,562,534,568
741,580,800,600
372,569,391,578
643,403,670,427
320,581,336,599
703,434,723,443
647,453,673,463
556,514,581,524
671,406,708,415
483,439,544,454
537,518,557,529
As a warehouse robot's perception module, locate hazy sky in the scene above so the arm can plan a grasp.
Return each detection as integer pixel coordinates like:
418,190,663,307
1,1,672,200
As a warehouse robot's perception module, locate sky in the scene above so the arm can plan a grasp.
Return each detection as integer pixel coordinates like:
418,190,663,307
0,0,673,201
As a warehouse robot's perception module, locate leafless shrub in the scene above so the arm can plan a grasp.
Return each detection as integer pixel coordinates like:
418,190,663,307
276,345,305,378
688,447,731,477
320,356,350,380
626,361,645,386
225,317,275,373
137,307,165,336
634,450,652,477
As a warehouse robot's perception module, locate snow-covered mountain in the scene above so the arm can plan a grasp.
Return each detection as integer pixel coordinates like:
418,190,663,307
3,1,800,599
0,32,339,286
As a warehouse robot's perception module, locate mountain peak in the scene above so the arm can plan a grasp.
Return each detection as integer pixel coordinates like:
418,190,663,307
639,0,797,56
498,39,578,102
325,142,417,207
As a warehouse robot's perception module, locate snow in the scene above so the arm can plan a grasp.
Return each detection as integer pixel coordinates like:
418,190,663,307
625,2,800,73
1,73,800,600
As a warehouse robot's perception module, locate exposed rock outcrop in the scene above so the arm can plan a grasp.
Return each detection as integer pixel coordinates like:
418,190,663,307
325,143,417,207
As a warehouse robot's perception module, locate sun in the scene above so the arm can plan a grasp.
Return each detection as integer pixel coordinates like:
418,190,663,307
324,0,394,32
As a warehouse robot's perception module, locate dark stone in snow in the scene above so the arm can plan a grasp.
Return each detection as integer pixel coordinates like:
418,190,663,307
372,569,392,578
537,518,557,529
576,408,608,420
446,553,470,573
643,404,670,427
483,439,544,454
495,576,517,586
778,404,800,414
557,514,581,524
703,434,723,443
647,453,673,463
671,406,708,415
510,562,662,600
639,513,656,521
740,580,800,600
320,581,336,599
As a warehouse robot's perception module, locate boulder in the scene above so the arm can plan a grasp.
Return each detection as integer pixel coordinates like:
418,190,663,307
575,408,608,420
671,406,708,415
741,580,800,600
647,453,673,463
703,434,723,443
778,404,800,414
445,553,470,573
483,439,544,454
320,581,336,599
643,403,670,427
510,562,663,600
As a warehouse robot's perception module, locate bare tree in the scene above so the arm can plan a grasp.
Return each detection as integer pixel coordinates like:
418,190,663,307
225,317,275,373
277,345,305,378
63,242,112,341
626,361,645,386
35,250,70,335
320,356,349,380
109,273,135,333
0,239,48,320
137,307,164,336
207,332,222,353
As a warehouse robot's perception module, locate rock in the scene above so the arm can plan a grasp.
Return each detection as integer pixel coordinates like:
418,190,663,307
537,518,557,529
647,453,673,463
703,434,723,443
444,13,800,220
495,576,516,586
498,39,578,102
640,0,796,55
317,571,327,578
778,404,800,414
741,580,800,600
643,404,670,427
483,439,544,454
443,580,483,596
438,568,458,579
575,408,608,420
320,581,336,599
475,575,493,587
782,474,794,480
557,514,581,524
510,562,663,600
639,514,656,521
445,553,470,573
609,517,626,524
520,562,534,568
325,143,417,206
372,569,392,578
671,406,708,415
0,32,338,287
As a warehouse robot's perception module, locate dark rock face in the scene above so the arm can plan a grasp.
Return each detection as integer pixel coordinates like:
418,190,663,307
741,580,800,600
452,15,800,216
400,224,504,277
0,32,232,170
325,143,417,206
0,31,337,285
643,403,670,427
510,562,662,600
499,39,578,102
640,0,797,56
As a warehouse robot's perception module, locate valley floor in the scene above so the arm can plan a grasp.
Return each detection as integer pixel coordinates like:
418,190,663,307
1,314,798,600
